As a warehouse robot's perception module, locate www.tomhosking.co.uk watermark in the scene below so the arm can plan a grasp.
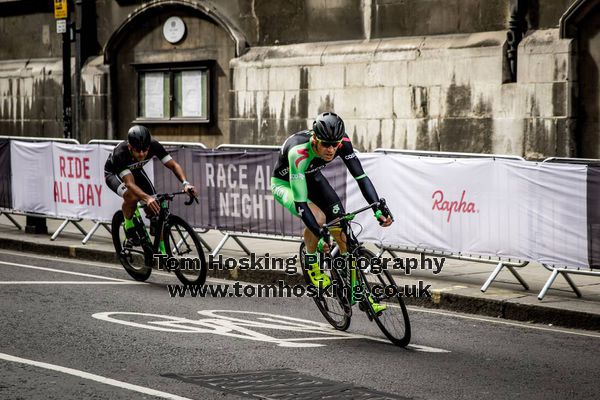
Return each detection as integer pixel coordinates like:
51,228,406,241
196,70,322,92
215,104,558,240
155,252,446,299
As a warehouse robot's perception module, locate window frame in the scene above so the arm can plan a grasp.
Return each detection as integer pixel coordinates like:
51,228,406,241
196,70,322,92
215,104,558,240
133,60,215,125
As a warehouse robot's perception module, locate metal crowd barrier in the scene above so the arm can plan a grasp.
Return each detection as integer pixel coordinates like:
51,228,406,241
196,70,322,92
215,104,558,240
209,144,303,257
373,148,532,294
535,157,600,300
0,136,90,241
82,139,210,246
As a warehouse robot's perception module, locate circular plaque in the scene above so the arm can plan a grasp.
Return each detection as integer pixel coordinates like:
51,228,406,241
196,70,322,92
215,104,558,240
163,16,186,44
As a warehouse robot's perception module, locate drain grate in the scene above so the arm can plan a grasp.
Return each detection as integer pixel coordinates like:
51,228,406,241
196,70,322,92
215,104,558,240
163,369,411,400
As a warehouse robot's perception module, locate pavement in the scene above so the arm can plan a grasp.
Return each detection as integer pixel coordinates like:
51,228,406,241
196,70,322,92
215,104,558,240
0,213,599,331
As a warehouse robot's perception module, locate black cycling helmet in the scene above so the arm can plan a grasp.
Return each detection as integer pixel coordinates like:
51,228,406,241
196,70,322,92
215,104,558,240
127,125,151,150
312,112,345,142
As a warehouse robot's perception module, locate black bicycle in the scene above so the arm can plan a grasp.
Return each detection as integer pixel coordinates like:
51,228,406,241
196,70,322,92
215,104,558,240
299,199,411,347
111,191,207,286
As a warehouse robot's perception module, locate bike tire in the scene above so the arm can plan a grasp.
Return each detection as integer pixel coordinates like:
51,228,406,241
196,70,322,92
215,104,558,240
356,248,411,347
299,242,352,331
111,210,152,282
164,215,207,286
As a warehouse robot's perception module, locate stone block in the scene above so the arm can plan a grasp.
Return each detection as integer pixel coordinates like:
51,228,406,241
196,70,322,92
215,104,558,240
247,68,269,91
308,65,344,89
231,67,247,91
268,66,300,91
331,87,394,119
343,118,382,151
491,118,525,156
408,58,444,86
345,62,407,87
392,86,413,118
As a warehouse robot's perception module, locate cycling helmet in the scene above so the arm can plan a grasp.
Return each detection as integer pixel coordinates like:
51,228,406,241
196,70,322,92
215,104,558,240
127,125,151,150
312,112,345,142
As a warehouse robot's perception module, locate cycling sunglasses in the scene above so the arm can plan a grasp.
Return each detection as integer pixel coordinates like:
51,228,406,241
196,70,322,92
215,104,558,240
317,139,342,149
131,145,150,153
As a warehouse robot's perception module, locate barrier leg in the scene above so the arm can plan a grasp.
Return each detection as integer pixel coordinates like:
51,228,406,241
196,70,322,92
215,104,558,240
1,213,23,230
506,265,529,290
560,271,582,298
198,235,212,253
231,235,251,256
72,221,88,237
481,261,504,292
538,269,559,300
82,222,102,245
50,219,70,241
102,223,112,234
211,233,231,257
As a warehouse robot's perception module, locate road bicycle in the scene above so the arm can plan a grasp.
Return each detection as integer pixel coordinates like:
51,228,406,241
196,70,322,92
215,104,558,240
111,191,207,286
299,199,411,346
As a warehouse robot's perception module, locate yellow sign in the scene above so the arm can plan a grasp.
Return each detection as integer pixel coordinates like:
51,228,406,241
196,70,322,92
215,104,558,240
54,0,68,19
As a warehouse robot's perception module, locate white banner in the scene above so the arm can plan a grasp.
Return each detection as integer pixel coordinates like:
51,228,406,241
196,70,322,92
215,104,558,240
11,141,55,216
52,143,102,219
10,142,154,223
346,154,589,269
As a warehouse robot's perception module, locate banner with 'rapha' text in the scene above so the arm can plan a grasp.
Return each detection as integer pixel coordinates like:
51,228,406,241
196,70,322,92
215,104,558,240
346,154,589,269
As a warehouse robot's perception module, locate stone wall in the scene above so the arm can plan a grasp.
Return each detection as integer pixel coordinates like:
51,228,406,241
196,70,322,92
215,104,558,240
0,59,64,138
230,29,575,158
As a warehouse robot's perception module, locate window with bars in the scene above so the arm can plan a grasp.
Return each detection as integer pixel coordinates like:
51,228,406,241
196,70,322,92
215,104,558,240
136,63,211,123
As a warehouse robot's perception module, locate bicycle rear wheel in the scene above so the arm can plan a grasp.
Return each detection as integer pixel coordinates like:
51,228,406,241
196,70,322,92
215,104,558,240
357,248,411,347
299,242,351,331
164,215,207,286
111,210,152,282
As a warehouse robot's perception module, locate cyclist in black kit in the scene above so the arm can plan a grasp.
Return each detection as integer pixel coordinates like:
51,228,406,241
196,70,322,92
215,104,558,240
104,125,197,247
271,112,393,313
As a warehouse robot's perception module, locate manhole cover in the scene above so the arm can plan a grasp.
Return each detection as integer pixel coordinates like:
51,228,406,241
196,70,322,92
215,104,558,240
163,369,411,400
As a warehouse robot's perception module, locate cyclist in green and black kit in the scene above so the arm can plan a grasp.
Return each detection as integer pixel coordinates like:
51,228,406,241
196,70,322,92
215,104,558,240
271,112,392,314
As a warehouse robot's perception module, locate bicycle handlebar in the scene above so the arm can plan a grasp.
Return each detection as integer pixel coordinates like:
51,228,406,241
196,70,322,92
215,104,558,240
320,198,392,248
154,190,198,206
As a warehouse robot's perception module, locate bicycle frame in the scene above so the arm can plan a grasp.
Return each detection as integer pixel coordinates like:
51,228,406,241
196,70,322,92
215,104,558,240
137,191,194,258
320,200,386,305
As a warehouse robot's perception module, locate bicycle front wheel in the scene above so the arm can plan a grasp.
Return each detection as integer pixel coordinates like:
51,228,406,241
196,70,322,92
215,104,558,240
357,248,411,347
111,210,152,282
299,242,351,331
164,215,207,286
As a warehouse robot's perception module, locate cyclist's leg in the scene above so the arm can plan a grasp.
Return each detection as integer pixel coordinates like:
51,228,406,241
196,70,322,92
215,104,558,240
308,174,385,313
271,177,329,287
306,172,347,253
129,170,163,252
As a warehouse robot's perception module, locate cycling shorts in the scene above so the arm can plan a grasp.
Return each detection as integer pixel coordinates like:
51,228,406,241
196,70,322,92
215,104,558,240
271,172,345,223
105,169,156,199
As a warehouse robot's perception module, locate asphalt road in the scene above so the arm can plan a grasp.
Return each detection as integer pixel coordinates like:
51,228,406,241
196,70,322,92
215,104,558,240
0,250,598,400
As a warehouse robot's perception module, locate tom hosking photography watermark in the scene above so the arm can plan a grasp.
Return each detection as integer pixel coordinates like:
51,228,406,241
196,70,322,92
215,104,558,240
155,251,447,299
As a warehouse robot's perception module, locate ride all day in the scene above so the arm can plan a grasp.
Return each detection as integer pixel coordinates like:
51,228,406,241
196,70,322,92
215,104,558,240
53,156,103,206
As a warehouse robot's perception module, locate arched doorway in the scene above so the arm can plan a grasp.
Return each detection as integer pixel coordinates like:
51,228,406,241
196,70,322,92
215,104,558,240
104,1,246,146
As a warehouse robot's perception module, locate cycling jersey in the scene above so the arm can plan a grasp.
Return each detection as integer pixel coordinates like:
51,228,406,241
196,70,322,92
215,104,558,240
104,139,172,197
271,130,379,237
104,139,172,179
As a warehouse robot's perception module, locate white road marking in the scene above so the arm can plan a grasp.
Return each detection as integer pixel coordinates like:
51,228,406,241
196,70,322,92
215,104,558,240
0,260,128,282
0,352,193,400
407,307,600,338
93,310,450,352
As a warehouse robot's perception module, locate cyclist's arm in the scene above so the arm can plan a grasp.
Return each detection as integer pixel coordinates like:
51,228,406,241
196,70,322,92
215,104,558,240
164,159,188,185
340,139,379,210
121,173,153,203
288,150,322,237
